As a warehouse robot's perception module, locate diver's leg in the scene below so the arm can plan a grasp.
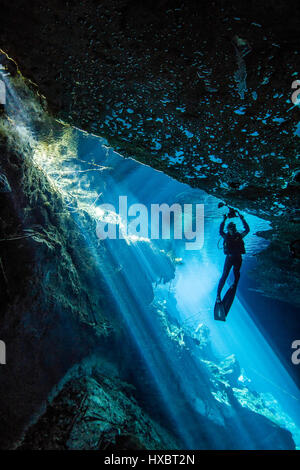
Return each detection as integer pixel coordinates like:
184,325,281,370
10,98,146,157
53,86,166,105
217,256,232,299
232,256,242,287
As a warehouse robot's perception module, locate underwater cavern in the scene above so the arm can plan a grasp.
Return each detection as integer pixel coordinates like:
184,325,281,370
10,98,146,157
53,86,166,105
0,0,299,452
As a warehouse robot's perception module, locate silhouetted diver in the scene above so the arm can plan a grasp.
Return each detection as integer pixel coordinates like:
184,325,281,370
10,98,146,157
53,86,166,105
216,212,250,304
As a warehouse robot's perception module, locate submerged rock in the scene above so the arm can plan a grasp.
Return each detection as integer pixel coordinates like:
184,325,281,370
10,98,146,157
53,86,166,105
18,366,178,450
0,38,298,450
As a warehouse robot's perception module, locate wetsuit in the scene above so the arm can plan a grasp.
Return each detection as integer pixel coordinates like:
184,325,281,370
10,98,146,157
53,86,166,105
217,216,250,297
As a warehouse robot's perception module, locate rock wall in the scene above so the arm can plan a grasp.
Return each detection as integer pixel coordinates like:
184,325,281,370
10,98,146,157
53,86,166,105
0,131,114,447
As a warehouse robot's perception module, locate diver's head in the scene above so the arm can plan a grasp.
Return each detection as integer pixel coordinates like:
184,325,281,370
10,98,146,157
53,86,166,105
227,222,237,235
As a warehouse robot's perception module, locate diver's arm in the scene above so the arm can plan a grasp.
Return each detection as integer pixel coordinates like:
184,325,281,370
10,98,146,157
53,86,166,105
239,213,250,238
219,214,227,238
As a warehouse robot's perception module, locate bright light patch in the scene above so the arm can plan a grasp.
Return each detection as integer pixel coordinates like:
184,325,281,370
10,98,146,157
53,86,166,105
175,258,219,315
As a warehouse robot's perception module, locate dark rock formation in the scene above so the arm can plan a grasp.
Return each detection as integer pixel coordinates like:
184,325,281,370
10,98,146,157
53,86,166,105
18,363,178,450
0,127,296,449
17,337,297,450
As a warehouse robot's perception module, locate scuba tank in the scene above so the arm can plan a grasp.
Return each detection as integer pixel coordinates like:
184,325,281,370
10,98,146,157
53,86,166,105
223,234,245,255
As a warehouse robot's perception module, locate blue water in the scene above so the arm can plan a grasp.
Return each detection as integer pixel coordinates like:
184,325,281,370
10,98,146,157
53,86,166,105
74,132,300,447
3,71,300,449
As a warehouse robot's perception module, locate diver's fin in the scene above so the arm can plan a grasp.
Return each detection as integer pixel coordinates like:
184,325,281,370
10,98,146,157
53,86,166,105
222,284,237,318
214,299,226,321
